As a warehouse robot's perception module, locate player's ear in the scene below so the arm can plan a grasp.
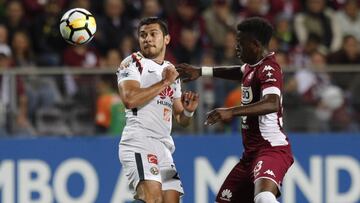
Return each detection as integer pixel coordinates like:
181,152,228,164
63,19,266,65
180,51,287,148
252,39,262,54
164,34,170,45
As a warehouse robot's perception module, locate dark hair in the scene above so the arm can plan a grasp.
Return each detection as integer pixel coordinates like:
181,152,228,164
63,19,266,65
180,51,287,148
237,17,273,47
138,17,169,36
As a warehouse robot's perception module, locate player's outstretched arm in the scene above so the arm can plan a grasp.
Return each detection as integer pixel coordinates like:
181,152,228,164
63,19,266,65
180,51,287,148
118,65,178,109
173,91,199,127
176,63,243,82
205,94,279,125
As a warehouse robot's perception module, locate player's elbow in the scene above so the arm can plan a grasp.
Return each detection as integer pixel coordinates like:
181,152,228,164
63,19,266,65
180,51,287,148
121,97,137,109
264,102,279,113
123,100,138,109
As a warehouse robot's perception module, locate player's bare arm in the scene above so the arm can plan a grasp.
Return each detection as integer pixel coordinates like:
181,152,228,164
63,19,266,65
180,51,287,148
173,91,199,127
176,63,243,82
118,65,178,109
205,94,279,126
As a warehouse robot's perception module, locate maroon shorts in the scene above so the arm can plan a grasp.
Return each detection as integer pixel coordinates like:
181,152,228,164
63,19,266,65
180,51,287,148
216,145,294,203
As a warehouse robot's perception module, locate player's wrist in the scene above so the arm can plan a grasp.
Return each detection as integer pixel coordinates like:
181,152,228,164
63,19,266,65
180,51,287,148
201,66,213,76
183,109,194,117
161,79,171,86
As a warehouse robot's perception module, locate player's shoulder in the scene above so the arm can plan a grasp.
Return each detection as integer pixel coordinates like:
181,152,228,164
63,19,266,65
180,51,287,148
118,52,144,70
259,53,281,71
163,60,173,66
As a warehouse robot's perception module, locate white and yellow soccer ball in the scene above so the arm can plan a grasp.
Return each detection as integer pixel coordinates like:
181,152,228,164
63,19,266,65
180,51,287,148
59,8,96,45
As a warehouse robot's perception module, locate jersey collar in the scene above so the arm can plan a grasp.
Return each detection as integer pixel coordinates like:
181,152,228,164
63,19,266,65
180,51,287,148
248,52,275,67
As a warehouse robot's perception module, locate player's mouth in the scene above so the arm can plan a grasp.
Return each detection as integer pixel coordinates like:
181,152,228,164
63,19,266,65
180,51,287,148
144,45,155,49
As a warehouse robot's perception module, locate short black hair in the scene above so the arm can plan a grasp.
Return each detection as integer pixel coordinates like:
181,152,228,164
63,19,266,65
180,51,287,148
237,17,273,47
138,17,169,36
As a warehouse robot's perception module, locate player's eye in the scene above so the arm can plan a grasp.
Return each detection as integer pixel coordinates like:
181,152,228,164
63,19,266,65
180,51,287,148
140,33,147,39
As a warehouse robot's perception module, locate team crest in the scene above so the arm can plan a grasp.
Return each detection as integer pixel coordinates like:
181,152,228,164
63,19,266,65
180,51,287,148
150,166,159,175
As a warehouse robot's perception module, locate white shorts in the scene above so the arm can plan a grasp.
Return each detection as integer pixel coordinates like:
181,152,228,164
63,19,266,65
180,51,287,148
119,136,184,195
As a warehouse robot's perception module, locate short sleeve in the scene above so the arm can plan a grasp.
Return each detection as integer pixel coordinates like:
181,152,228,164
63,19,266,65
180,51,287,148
173,79,182,99
116,58,141,84
258,64,282,97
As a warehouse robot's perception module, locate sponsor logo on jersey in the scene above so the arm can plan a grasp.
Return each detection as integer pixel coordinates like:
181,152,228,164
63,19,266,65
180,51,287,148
220,189,232,201
147,154,158,164
159,86,174,100
241,86,253,104
264,169,276,177
157,100,172,108
263,65,274,72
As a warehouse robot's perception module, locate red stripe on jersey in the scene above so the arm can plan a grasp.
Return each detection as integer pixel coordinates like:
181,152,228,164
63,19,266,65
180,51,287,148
131,53,143,74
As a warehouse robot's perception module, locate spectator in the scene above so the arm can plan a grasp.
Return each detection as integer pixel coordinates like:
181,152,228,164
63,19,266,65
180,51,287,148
218,29,238,65
22,0,66,19
237,0,273,22
294,0,342,52
289,33,326,69
141,0,164,19
0,44,35,136
328,35,360,90
203,0,236,50
273,13,297,52
100,49,122,68
31,0,66,66
328,35,360,65
224,85,242,133
0,23,8,45
95,75,124,134
11,30,61,123
118,35,136,59
167,0,208,49
11,30,35,66
95,0,133,54
172,27,202,65
285,51,345,131
0,0,29,43
336,0,360,42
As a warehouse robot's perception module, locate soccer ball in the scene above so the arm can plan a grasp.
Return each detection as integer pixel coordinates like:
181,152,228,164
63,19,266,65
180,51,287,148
59,8,96,45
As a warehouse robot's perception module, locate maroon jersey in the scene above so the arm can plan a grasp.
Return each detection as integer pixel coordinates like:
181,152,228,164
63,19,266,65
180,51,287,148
240,52,289,155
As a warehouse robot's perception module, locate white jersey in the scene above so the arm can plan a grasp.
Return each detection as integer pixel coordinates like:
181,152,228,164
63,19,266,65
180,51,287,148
116,52,181,152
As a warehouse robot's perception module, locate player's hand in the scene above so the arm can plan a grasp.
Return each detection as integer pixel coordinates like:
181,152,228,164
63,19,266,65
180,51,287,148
205,108,233,126
162,65,179,86
175,63,201,83
181,91,199,112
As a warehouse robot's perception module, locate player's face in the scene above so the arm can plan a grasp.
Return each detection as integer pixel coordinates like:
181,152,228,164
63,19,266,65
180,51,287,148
236,32,262,64
139,23,170,59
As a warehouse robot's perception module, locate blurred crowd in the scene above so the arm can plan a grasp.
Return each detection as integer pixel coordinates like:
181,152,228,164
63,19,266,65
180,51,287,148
1,0,360,136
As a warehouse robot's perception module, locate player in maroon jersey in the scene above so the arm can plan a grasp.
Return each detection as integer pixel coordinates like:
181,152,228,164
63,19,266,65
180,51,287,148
176,17,294,203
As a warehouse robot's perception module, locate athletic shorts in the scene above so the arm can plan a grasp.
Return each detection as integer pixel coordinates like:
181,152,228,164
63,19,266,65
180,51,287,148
119,136,184,195
216,145,294,203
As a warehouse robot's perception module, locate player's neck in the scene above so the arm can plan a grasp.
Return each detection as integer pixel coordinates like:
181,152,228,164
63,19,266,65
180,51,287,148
152,57,164,64
151,51,166,64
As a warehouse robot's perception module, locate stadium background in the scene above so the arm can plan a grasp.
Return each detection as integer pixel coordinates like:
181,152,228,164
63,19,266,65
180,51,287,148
0,0,359,202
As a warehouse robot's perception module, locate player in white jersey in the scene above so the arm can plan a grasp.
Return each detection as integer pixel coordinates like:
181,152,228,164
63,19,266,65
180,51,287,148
116,17,199,203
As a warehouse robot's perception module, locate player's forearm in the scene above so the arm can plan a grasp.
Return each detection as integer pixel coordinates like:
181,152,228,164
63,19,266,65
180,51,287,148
202,66,243,81
230,97,279,117
121,80,169,109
